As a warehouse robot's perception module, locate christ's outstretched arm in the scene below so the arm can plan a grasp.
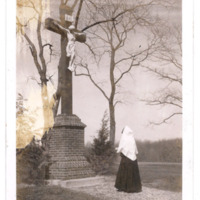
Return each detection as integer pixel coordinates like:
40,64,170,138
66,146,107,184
53,21,70,35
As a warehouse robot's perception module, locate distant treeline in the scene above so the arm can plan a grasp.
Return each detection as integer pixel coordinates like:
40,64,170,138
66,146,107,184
136,138,182,163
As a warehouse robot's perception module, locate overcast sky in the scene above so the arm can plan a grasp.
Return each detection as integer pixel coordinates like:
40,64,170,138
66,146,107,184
16,0,182,144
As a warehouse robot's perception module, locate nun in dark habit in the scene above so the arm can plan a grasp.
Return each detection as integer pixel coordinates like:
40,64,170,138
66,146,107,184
115,126,142,193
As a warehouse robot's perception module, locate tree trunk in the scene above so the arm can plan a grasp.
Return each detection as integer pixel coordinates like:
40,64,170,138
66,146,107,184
109,102,116,145
109,48,116,145
41,83,53,133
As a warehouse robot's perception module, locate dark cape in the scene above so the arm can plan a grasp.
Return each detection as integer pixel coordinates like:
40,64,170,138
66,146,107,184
115,153,142,193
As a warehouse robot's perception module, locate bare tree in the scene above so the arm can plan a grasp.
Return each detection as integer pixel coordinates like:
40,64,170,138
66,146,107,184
75,0,169,144
140,26,182,125
17,0,55,133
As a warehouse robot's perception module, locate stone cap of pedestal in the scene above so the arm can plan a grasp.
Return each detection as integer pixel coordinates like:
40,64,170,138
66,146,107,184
54,114,86,128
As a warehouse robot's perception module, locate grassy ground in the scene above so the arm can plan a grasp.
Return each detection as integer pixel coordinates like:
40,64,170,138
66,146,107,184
17,185,102,200
138,162,182,192
17,162,182,200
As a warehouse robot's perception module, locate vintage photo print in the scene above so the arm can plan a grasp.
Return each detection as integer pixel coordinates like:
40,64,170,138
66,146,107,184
4,0,199,199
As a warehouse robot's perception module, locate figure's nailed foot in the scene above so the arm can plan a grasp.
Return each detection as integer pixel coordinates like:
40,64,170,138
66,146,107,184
68,65,75,72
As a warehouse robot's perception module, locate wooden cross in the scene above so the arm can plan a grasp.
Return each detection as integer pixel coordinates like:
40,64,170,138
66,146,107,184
45,5,86,116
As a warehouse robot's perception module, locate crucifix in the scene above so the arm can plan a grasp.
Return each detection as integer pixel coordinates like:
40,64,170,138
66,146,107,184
43,1,95,180
45,4,86,116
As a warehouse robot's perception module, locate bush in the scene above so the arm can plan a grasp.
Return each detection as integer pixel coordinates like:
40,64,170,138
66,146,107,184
17,136,51,185
85,112,116,175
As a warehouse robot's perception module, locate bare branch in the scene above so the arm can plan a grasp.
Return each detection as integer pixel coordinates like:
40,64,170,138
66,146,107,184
112,20,121,44
114,45,153,85
84,42,96,56
42,43,53,56
88,30,111,45
143,99,182,108
26,76,41,86
99,23,112,45
75,63,109,100
16,15,37,32
18,0,40,14
36,0,47,74
82,18,116,32
44,43,54,65
165,94,182,103
114,100,123,107
23,33,42,74
139,25,182,125
75,0,84,29
29,0,40,14
141,65,182,85
150,112,182,125
82,0,166,32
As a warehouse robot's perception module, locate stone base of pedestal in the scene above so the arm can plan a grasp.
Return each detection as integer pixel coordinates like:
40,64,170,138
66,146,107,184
47,176,105,188
45,114,95,180
48,155,95,180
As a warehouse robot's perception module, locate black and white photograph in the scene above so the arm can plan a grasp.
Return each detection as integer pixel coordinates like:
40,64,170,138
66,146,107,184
3,0,200,199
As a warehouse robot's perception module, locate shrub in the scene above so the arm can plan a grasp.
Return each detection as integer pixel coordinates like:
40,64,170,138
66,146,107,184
17,136,51,185
85,112,116,175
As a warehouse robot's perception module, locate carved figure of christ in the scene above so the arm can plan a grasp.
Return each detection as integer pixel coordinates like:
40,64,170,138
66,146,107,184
53,21,84,72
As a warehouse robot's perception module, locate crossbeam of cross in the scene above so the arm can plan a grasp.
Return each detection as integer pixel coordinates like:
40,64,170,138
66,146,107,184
45,18,86,43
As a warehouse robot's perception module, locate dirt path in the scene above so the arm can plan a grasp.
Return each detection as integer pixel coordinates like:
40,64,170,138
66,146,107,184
71,176,182,200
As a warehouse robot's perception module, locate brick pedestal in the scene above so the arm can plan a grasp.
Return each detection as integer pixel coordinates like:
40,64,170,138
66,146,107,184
46,114,95,180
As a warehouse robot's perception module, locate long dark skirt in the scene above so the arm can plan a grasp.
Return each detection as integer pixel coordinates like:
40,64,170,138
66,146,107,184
115,154,142,193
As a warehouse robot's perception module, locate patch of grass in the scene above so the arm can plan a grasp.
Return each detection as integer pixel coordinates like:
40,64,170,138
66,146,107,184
143,176,182,192
139,163,182,192
17,185,102,200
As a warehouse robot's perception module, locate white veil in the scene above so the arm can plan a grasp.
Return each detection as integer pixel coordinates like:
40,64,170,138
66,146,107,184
117,126,138,161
